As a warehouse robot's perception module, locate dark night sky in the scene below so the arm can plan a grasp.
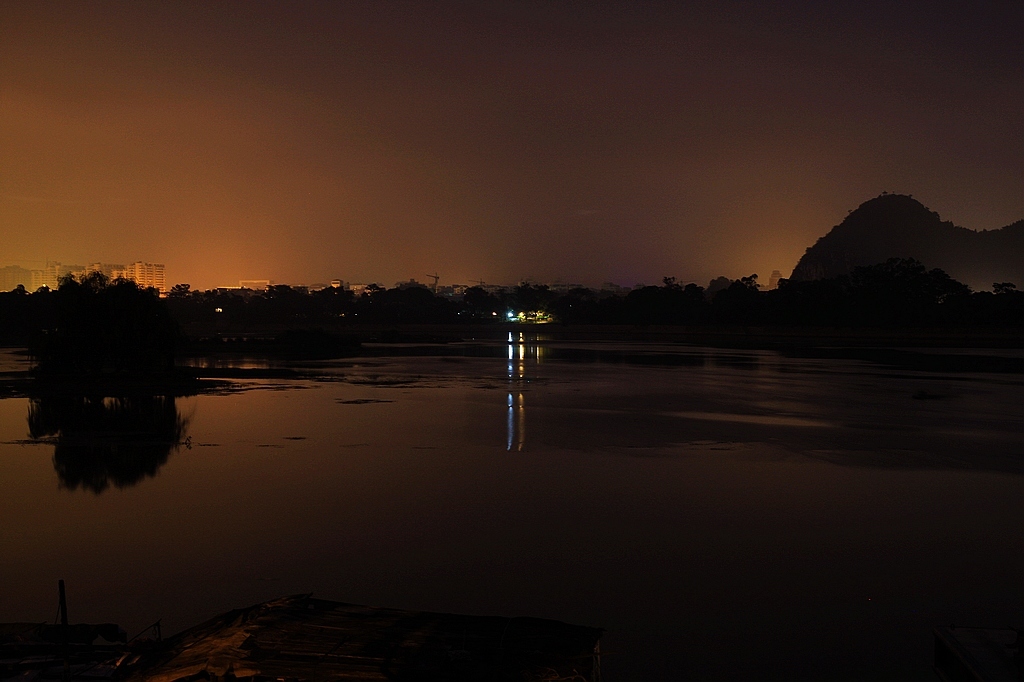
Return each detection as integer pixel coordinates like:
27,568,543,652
1,1,1021,289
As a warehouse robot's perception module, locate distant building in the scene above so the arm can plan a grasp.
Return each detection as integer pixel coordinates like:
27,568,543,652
0,265,32,292
550,282,585,293
347,283,372,296
330,279,344,289
599,282,631,295
239,279,271,291
87,262,127,280
79,262,165,292
29,268,51,291
215,287,252,298
437,284,469,299
60,264,87,280
27,261,64,290
0,261,166,291
769,270,783,290
123,262,166,292
395,278,428,290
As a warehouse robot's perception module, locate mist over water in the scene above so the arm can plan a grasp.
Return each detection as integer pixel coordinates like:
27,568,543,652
0,339,1021,680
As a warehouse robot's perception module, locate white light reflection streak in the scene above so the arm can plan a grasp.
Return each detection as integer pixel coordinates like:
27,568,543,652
507,392,514,451
516,392,525,451
506,333,529,450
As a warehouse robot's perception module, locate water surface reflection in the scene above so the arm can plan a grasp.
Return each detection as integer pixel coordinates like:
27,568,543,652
506,333,541,451
28,395,189,493
2,342,1021,681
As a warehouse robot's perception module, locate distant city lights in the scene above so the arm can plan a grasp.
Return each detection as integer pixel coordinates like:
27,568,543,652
507,310,552,324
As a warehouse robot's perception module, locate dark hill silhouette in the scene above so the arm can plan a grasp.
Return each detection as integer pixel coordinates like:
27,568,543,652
790,194,1024,288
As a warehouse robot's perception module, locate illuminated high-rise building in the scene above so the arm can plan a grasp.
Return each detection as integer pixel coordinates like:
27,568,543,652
30,269,50,291
123,262,166,292
87,262,127,280
84,261,166,291
60,264,87,281
0,261,164,292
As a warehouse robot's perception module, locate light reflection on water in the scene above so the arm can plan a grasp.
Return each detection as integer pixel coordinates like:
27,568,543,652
0,339,1021,681
185,357,272,370
26,395,189,493
506,332,536,451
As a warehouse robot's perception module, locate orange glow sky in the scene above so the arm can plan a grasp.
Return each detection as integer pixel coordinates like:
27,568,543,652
1,1,1021,289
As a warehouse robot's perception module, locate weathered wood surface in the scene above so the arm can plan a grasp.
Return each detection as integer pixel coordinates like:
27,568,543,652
124,595,602,682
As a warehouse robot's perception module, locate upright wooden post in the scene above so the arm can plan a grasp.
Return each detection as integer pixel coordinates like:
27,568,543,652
58,579,70,682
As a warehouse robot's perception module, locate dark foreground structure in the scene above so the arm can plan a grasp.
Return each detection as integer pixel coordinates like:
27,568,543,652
127,596,602,682
136,595,601,682
933,627,1022,682
1,595,602,682
0,620,130,681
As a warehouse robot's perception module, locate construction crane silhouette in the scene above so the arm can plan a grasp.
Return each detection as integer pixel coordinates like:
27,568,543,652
425,273,440,294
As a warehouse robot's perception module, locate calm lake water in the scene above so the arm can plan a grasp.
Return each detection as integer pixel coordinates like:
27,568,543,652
1,339,1022,680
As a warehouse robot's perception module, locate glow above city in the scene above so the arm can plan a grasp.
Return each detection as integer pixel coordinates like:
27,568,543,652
1,2,1021,290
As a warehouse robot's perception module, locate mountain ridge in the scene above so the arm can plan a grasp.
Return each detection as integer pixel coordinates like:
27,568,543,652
790,195,1024,289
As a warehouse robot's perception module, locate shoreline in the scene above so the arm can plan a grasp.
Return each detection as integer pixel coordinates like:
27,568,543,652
172,322,1024,349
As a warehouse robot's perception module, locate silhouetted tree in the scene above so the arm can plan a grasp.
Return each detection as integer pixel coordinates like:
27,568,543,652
31,273,178,374
462,286,501,317
550,287,603,324
846,258,970,325
356,285,457,323
168,283,192,298
982,281,1024,325
768,276,852,325
711,274,763,323
511,284,556,315
623,279,706,324
706,276,732,297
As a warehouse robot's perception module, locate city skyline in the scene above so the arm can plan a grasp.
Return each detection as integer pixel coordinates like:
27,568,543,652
0,257,769,294
0,260,165,292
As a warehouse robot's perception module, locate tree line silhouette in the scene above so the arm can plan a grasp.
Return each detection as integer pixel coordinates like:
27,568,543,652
0,260,1020,354
157,258,1024,328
